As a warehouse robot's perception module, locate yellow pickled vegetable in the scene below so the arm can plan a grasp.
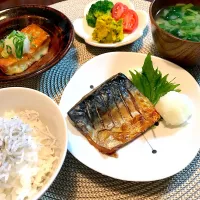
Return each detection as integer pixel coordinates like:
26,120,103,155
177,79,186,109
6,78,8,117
92,15,124,43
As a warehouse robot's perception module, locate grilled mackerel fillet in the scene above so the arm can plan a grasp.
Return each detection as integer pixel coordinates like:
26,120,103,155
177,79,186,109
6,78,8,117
68,73,160,155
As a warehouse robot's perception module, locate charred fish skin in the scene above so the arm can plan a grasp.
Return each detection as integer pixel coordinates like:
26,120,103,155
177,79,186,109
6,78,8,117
68,74,127,132
68,101,94,135
68,73,160,155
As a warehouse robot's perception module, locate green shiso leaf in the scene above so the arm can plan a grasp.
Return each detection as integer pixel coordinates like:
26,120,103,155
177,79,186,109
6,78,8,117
129,53,181,105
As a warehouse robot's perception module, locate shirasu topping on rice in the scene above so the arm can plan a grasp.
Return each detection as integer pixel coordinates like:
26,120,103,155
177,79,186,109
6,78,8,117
0,110,59,200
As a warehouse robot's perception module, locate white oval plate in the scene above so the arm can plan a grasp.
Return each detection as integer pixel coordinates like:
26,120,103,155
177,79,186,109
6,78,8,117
59,52,200,181
73,0,149,48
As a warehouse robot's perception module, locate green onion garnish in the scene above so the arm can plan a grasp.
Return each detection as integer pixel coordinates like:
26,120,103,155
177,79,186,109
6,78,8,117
7,30,17,39
0,40,4,48
13,36,24,59
8,30,26,59
0,30,28,59
31,43,36,48
6,45,12,55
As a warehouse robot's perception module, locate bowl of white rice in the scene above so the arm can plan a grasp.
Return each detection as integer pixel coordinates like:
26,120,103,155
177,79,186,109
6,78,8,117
0,87,68,200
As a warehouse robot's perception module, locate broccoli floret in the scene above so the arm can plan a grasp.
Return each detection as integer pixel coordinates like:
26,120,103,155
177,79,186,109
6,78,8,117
86,0,114,27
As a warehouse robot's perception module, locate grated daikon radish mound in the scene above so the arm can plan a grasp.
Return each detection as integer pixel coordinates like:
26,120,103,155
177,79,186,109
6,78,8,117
0,110,59,200
155,91,193,126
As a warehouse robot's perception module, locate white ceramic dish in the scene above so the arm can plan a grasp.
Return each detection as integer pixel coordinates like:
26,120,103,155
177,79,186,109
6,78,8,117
73,0,149,48
59,52,200,181
0,87,68,199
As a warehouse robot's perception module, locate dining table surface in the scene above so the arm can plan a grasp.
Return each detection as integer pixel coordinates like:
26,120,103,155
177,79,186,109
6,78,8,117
0,0,151,9
0,0,151,10
0,0,200,200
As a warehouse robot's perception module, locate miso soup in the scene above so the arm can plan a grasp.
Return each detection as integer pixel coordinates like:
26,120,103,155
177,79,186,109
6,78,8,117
156,3,200,42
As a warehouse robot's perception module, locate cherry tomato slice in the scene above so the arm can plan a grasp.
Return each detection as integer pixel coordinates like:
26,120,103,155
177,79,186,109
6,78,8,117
112,2,128,21
121,9,138,33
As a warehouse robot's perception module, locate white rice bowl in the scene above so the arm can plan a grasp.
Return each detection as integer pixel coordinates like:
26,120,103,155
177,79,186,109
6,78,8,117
0,87,67,200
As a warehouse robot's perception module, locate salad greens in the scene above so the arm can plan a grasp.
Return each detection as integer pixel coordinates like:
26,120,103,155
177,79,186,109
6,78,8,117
86,0,114,27
129,53,180,105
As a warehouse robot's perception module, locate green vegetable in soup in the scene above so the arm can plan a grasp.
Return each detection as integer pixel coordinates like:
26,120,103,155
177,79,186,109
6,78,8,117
129,54,180,105
156,3,200,42
86,0,114,28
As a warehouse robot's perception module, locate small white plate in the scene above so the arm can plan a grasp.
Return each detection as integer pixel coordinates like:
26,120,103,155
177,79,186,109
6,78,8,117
59,52,200,181
73,0,149,48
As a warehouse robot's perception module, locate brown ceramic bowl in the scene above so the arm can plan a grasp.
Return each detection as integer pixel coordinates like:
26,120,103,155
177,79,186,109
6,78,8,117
0,5,74,82
149,0,200,67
